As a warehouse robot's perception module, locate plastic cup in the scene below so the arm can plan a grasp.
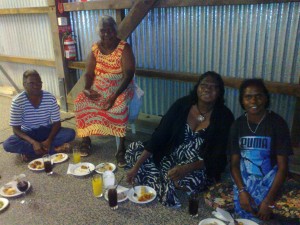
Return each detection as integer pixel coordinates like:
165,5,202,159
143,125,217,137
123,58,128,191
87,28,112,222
92,174,103,197
43,154,53,175
188,192,200,217
108,187,118,210
73,146,81,164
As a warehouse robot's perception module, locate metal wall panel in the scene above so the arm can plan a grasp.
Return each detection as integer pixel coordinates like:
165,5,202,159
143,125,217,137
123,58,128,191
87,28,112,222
0,0,48,8
0,62,59,96
127,3,299,127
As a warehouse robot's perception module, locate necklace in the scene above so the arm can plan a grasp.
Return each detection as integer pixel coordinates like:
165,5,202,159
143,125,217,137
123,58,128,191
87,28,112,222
196,104,213,122
246,112,266,133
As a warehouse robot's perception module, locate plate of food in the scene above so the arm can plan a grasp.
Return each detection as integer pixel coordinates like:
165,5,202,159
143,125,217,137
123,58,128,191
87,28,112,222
95,162,116,174
228,219,258,225
128,185,156,204
0,181,31,198
51,153,68,164
0,198,9,212
199,218,226,225
70,163,95,176
28,158,44,171
104,185,129,203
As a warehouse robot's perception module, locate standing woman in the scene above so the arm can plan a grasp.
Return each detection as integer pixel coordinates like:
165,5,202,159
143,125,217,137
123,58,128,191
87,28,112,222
228,79,293,222
126,71,234,207
74,15,135,167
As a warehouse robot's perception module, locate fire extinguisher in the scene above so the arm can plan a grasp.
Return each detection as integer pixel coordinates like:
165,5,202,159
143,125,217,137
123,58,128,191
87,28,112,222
62,34,76,61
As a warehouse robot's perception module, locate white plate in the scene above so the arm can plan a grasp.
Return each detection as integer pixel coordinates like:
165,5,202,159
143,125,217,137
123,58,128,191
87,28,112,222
127,185,157,204
95,162,116,174
0,198,9,212
51,153,68,164
199,218,226,225
0,181,31,198
28,158,44,171
104,185,129,203
70,162,95,176
228,219,259,225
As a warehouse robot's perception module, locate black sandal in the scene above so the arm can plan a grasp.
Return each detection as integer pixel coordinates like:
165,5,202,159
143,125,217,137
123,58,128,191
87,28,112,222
80,138,91,157
115,151,126,168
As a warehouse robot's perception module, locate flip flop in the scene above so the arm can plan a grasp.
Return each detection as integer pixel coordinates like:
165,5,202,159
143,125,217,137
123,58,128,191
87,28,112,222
55,143,72,153
115,151,126,168
80,141,91,157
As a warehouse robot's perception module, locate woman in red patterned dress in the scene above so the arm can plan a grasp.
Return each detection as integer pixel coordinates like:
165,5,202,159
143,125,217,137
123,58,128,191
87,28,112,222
74,15,135,167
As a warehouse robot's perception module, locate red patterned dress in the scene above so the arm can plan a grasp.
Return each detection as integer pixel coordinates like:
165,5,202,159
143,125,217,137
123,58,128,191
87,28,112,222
74,40,134,138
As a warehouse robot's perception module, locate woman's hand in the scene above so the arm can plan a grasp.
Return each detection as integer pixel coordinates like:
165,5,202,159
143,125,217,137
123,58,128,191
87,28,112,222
126,167,139,184
257,200,272,220
83,89,100,100
103,95,116,110
167,165,187,181
239,191,257,215
32,141,47,155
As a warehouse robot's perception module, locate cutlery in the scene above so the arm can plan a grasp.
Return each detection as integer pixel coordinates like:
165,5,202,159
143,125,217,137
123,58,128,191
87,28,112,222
132,183,137,197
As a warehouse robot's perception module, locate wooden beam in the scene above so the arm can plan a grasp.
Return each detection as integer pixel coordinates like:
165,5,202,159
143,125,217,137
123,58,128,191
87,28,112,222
0,7,50,15
0,65,21,93
63,0,296,12
67,61,300,98
0,55,55,67
63,0,134,12
117,0,159,40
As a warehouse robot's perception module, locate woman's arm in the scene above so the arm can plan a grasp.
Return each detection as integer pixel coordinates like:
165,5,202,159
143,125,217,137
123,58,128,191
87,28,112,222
231,154,256,214
105,43,135,110
257,155,288,220
167,160,204,181
83,51,99,100
126,149,152,184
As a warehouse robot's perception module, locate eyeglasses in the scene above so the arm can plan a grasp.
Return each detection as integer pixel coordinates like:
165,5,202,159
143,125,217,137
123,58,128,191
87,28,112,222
26,82,43,87
199,83,219,90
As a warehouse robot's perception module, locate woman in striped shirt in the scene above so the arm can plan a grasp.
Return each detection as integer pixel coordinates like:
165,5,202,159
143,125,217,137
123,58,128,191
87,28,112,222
3,70,75,162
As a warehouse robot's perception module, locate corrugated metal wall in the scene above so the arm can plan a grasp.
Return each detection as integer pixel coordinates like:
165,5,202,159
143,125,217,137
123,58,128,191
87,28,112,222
0,0,59,96
69,2,299,127
0,1,299,128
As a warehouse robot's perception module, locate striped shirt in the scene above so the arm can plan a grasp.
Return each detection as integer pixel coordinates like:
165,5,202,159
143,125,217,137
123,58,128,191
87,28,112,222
10,91,60,131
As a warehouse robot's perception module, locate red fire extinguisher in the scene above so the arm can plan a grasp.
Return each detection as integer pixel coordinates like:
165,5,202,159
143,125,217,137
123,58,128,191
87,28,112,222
63,34,76,60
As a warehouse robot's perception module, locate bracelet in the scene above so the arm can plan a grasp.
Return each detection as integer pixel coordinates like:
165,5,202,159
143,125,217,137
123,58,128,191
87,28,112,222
268,205,275,209
238,187,246,194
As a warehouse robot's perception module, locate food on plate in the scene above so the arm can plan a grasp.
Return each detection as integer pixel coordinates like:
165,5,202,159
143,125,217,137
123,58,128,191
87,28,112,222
138,187,154,202
3,187,17,195
117,192,127,201
81,165,88,170
203,222,217,225
0,200,3,208
238,222,244,225
29,160,44,169
53,153,64,162
96,163,113,173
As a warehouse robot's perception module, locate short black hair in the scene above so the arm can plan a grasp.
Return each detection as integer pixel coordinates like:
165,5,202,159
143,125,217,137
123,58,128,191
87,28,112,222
190,71,225,106
23,70,40,83
239,78,270,109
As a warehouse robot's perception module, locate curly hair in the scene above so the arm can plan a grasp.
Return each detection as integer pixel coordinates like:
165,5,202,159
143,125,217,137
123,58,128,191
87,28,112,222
96,15,118,34
239,78,270,109
190,71,225,106
23,69,40,83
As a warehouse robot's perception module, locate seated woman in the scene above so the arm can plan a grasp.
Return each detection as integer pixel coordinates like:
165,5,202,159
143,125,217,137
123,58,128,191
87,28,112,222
74,15,134,167
228,79,293,222
3,70,76,162
125,71,234,207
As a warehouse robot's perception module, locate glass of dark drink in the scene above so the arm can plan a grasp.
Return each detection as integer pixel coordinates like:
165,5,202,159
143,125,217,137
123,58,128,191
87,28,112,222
188,192,200,217
17,180,29,192
108,187,118,210
43,154,53,175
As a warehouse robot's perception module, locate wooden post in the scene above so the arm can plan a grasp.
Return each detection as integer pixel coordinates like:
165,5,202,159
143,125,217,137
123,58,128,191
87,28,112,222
47,0,73,111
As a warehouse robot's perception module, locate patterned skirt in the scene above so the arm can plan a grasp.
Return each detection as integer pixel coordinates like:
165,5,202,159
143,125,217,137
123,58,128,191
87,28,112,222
125,140,208,207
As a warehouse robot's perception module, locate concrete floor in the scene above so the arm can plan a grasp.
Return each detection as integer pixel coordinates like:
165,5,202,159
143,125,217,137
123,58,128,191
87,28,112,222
0,94,287,225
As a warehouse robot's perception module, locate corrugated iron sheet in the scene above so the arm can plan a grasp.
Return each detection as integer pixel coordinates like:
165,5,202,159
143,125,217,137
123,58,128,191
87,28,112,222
128,3,299,127
0,2,299,128
0,0,47,8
